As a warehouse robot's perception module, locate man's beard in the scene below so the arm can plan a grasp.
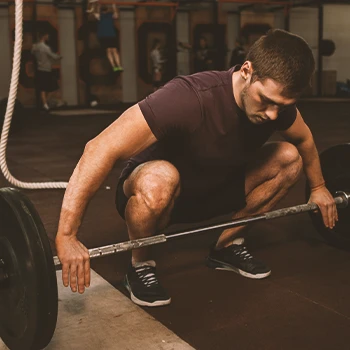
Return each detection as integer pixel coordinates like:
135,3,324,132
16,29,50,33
240,86,267,125
240,85,248,114
240,86,256,123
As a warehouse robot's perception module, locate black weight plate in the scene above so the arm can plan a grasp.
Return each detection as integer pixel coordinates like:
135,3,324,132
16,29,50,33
320,39,336,57
0,188,58,350
305,144,350,250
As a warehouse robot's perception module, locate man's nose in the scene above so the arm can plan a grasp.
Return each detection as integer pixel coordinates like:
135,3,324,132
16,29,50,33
265,105,279,121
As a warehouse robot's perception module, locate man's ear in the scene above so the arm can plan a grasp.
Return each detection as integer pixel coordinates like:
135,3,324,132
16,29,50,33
240,61,253,82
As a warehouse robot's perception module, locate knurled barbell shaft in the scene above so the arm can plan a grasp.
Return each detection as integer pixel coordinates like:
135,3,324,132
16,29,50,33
52,191,349,267
52,235,168,267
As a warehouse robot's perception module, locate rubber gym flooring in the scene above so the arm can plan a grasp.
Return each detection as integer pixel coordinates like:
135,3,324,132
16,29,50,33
2,100,350,350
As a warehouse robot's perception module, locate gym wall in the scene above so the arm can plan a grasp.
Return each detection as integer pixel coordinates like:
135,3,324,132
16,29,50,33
1,2,350,107
323,4,350,83
0,8,12,100
58,8,78,106
176,11,190,76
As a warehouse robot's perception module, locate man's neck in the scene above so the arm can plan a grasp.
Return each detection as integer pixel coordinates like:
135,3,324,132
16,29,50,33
231,70,244,110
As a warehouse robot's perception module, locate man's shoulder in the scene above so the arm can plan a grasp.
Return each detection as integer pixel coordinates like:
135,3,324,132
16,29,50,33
35,42,49,50
177,70,232,93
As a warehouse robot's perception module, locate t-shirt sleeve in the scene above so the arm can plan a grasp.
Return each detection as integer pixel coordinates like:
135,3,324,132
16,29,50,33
138,78,203,140
44,45,61,60
274,105,297,130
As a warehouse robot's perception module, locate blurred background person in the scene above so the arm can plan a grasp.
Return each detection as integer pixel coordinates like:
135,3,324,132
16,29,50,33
150,38,166,91
194,36,213,73
93,3,123,73
86,0,98,13
31,31,62,111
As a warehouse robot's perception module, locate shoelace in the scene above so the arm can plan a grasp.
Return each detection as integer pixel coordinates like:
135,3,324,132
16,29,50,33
135,266,158,288
231,245,253,261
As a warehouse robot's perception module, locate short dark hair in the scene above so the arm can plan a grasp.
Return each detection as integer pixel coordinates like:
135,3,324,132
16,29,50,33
246,29,315,97
236,37,244,46
152,38,161,50
38,31,48,40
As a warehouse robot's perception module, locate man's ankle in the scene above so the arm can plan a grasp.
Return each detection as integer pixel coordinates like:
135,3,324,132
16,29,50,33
131,260,156,268
131,257,152,266
216,237,245,250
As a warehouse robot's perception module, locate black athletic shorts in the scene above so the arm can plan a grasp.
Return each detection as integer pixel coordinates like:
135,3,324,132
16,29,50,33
115,166,247,225
36,71,59,93
99,36,119,50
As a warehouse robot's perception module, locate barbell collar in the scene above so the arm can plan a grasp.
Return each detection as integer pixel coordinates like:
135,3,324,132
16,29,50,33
52,191,349,267
334,191,349,208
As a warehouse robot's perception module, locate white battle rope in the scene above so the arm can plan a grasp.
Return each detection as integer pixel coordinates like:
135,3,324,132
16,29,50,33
0,0,68,189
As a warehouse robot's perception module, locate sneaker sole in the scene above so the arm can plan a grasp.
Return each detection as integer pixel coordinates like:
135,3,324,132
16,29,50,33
124,278,171,307
205,257,271,279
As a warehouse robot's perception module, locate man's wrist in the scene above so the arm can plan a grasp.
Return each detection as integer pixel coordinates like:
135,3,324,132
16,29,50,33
310,181,326,192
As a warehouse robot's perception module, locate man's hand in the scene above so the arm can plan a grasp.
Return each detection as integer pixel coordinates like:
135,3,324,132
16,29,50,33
308,186,338,229
55,235,90,294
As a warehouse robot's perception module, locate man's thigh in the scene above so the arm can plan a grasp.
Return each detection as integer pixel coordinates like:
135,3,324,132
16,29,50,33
169,172,246,225
116,142,294,226
244,141,299,195
116,169,246,226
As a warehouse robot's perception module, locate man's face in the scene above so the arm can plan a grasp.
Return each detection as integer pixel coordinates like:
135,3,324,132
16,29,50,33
199,39,206,48
240,77,297,125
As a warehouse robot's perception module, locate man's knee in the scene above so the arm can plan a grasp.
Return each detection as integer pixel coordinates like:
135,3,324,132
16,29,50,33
277,142,300,164
125,161,180,213
277,143,303,183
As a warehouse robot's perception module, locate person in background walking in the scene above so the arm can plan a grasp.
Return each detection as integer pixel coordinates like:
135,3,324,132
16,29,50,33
31,31,62,111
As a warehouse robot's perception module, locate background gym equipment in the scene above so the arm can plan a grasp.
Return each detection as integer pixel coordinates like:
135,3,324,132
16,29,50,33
319,39,336,57
0,143,349,350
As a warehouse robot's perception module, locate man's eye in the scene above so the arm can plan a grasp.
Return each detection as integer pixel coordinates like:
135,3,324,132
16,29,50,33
279,105,287,112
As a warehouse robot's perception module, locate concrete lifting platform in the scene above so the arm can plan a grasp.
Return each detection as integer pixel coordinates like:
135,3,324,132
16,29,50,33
0,270,194,350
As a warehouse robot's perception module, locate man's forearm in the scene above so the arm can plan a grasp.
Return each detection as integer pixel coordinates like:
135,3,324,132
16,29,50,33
57,141,117,237
56,104,157,238
295,138,325,189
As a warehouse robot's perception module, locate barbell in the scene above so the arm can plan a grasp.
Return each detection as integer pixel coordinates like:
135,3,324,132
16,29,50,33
0,143,349,350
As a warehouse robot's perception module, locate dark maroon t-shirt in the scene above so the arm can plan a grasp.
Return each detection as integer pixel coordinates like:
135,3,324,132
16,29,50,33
120,67,297,200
